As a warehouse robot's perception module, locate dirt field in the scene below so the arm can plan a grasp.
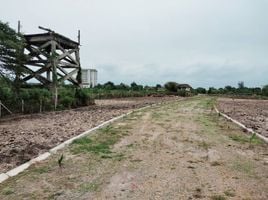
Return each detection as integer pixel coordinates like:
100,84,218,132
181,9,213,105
0,97,267,199
0,96,178,173
217,98,268,137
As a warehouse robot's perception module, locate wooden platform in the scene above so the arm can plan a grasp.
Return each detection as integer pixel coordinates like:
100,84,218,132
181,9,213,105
22,31,81,87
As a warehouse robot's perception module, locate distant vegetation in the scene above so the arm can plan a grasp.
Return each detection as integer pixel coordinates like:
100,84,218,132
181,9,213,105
1,75,268,115
206,82,268,98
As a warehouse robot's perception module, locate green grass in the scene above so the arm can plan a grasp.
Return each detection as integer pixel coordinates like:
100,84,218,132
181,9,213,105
229,134,263,145
196,115,218,135
196,97,216,109
72,139,113,155
231,159,254,175
32,166,50,174
79,182,99,192
71,125,124,157
229,134,249,143
73,137,93,145
2,187,14,195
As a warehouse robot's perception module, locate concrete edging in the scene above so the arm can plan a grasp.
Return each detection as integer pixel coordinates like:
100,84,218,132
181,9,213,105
0,103,158,184
214,106,268,143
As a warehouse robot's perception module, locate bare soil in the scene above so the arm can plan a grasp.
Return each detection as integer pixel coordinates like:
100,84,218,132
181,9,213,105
0,96,178,173
217,98,268,137
0,97,267,199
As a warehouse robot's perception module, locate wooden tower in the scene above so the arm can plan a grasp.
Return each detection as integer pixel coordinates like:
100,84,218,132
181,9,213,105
22,27,81,108
22,27,81,87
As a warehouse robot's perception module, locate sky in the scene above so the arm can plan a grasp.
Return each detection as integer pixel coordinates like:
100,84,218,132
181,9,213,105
1,0,268,88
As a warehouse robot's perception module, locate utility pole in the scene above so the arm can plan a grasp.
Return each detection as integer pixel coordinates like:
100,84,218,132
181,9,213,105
78,30,81,45
17,20,21,33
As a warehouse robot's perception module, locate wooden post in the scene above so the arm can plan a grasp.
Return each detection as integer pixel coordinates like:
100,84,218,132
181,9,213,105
18,20,21,33
39,99,42,113
75,48,81,87
22,99,24,113
78,30,80,45
51,40,58,110
0,101,2,117
47,71,51,81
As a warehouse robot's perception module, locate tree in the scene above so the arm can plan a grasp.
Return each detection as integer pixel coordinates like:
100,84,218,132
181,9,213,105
130,82,137,88
195,87,206,94
155,84,162,90
130,82,142,90
207,87,218,94
104,81,115,90
156,84,162,88
252,87,262,95
238,81,244,89
164,82,178,92
224,85,235,93
262,85,268,96
0,21,26,92
116,83,129,90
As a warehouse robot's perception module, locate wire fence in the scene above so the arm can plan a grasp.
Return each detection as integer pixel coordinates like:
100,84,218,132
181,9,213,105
0,98,55,117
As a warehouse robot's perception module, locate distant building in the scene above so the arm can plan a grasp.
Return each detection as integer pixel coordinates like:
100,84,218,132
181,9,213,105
81,69,97,88
177,84,192,92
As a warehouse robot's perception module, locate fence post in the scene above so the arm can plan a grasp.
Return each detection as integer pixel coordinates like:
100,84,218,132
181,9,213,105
22,99,24,113
0,100,1,117
40,99,42,113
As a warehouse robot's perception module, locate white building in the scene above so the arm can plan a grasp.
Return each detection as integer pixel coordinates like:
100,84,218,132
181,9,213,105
81,68,98,88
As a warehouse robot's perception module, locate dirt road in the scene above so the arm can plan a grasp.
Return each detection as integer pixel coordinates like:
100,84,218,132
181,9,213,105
0,97,267,199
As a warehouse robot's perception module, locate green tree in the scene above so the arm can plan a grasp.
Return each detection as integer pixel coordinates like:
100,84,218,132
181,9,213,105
207,87,218,94
195,87,206,94
164,82,178,92
104,81,115,90
224,85,235,93
262,85,268,96
238,81,244,89
116,83,129,90
130,82,143,90
0,21,26,93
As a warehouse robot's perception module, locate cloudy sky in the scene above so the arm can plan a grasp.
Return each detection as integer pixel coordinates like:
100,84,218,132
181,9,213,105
1,0,267,88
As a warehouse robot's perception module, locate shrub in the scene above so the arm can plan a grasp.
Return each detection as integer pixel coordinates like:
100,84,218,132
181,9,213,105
75,89,94,106
195,87,206,94
177,89,187,97
60,96,74,109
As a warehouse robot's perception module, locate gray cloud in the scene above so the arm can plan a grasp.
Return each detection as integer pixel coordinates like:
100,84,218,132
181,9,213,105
1,0,267,88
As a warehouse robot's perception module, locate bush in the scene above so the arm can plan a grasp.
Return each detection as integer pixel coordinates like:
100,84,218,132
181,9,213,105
177,90,187,97
60,96,74,109
57,87,75,109
195,87,206,94
75,89,94,106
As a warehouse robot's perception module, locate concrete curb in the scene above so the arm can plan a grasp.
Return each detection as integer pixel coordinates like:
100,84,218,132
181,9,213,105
0,102,160,184
214,106,268,143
